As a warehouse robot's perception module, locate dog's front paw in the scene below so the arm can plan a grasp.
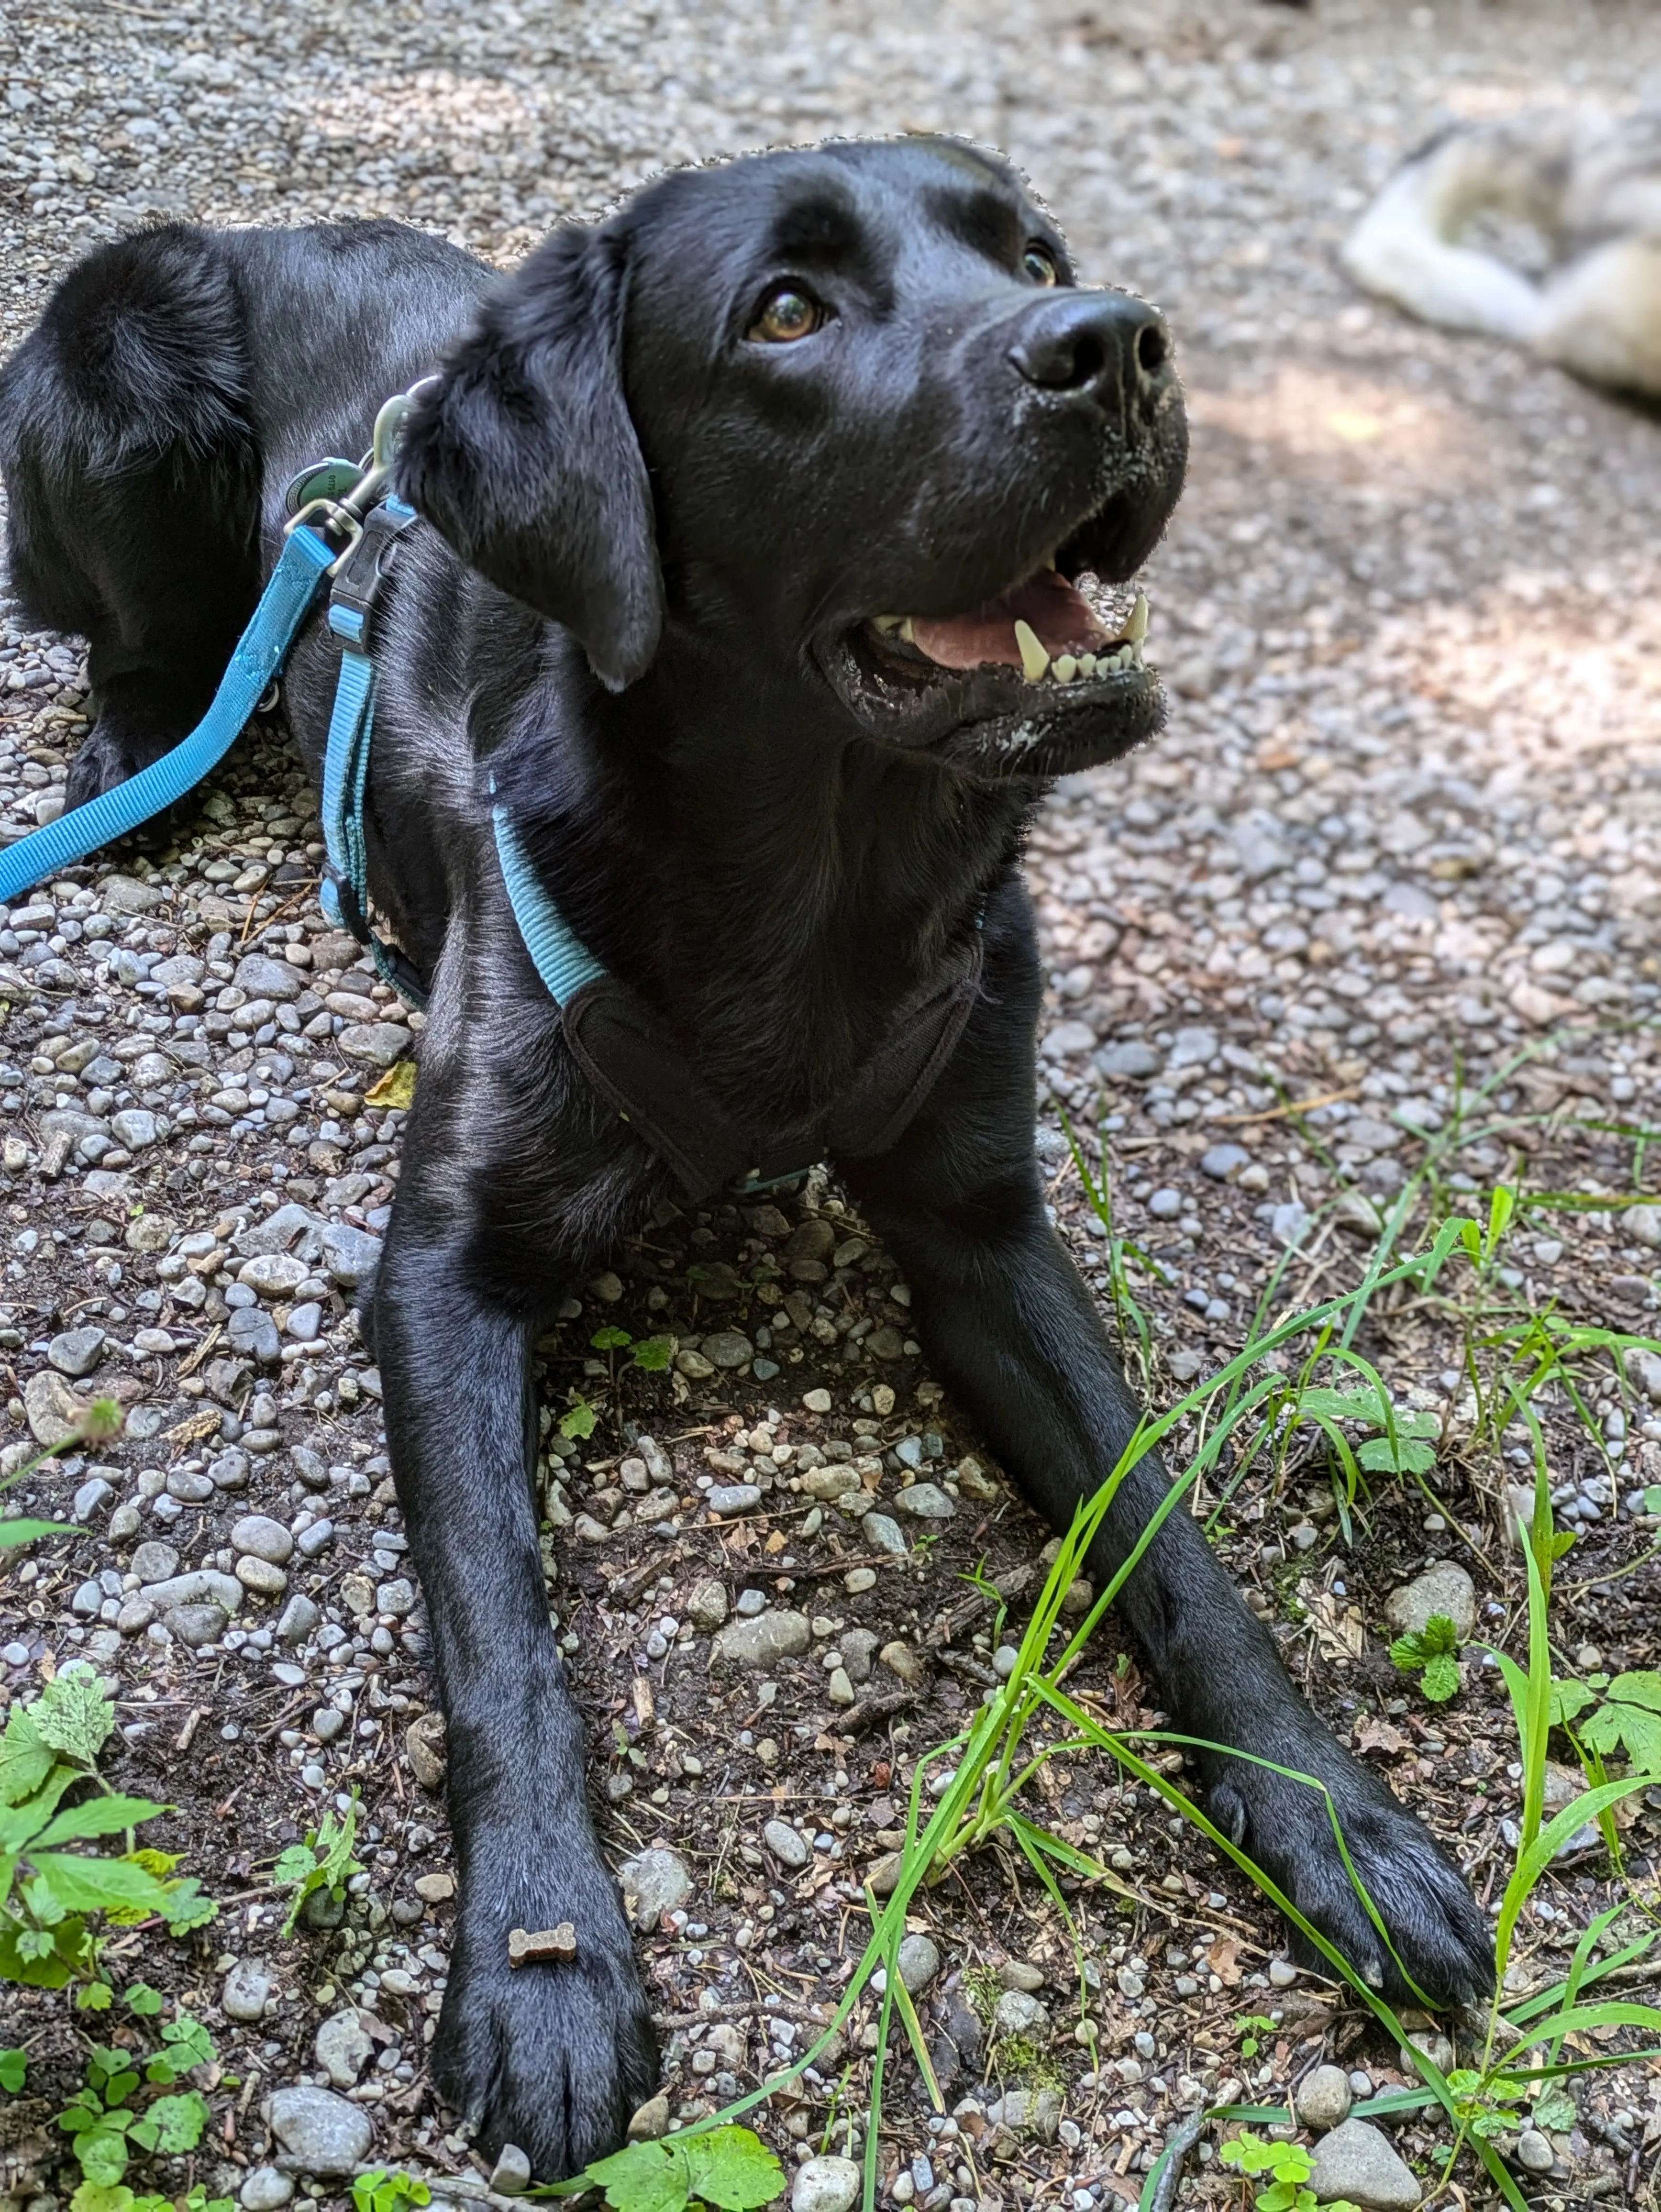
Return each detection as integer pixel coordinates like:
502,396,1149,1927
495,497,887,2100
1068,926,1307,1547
66,721,153,813
433,1848,659,2179
1209,1737,1494,2007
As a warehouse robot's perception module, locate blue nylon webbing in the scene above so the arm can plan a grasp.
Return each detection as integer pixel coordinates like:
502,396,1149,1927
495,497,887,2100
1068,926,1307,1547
318,634,415,1001
490,802,607,1006
0,523,335,905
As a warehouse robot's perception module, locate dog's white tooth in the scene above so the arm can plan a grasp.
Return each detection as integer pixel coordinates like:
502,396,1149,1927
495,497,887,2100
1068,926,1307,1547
1079,653,1097,678
1013,619,1050,683
897,617,915,643
1126,591,1149,643
873,615,904,632
1053,653,1078,685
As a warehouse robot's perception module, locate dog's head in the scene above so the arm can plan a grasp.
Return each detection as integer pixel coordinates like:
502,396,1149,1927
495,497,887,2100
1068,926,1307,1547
399,138,1187,780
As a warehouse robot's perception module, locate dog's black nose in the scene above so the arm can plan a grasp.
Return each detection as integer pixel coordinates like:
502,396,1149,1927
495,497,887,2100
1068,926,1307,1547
1008,291,1171,405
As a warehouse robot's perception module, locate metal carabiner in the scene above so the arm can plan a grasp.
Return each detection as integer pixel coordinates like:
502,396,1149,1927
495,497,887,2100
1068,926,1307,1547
283,496,365,574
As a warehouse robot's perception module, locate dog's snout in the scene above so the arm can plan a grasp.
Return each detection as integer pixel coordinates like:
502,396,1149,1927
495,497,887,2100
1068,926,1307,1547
1008,290,1171,406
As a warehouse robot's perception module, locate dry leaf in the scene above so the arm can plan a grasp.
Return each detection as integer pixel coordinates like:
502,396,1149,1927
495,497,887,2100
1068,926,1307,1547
163,1407,224,1445
1207,1936,1243,1985
1355,1716,1410,1757
366,1060,417,1108
1299,1581,1366,1661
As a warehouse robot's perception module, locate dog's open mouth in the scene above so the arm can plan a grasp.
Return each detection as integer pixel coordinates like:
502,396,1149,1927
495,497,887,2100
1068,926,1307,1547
820,526,1166,777
866,565,1148,688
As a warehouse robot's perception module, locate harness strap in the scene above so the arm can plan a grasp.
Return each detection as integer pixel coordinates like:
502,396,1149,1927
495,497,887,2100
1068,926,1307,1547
319,497,427,1008
490,799,606,1005
487,785,986,1201
0,523,336,905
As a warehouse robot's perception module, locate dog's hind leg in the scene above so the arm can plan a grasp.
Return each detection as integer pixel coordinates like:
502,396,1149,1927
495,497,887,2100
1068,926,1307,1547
0,225,263,815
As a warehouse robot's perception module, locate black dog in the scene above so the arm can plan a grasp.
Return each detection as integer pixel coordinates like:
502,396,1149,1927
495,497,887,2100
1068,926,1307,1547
0,139,1493,2178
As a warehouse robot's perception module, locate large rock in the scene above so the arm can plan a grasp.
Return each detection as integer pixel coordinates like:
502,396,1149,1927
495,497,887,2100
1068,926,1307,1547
791,2157,861,2212
139,1568,244,1615
337,1021,411,1068
892,1482,955,1520
47,1325,106,1378
710,1609,810,1669
764,1819,810,1869
234,1203,324,1259
993,1988,1051,2039
685,1576,728,1631
1295,2063,1353,2131
861,1511,908,1556
265,2084,373,2175
322,1221,382,1289
1308,2119,1422,2210
23,1367,84,1446
1384,1563,1476,1643
618,1846,692,1931
239,1251,310,1299
314,2010,374,2088
222,1958,274,2021
100,874,163,915
234,953,305,1003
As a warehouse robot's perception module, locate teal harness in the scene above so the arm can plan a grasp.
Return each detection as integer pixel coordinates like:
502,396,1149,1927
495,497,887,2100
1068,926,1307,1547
0,385,607,1031
0,385,986,1199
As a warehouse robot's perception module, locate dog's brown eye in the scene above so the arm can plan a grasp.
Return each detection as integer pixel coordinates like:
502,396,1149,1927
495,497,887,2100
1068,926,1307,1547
749,288,823,343
1023,244,1059,286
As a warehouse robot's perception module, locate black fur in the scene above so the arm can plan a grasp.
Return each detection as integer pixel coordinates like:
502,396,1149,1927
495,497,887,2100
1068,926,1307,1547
0,139,1493,2180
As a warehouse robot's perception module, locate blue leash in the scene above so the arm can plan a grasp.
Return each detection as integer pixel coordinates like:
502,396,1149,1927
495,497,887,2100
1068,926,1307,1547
0,377,608,1027
0,521,335,905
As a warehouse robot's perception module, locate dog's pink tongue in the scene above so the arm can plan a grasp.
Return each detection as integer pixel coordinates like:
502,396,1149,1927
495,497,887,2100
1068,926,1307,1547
910,569,1109,671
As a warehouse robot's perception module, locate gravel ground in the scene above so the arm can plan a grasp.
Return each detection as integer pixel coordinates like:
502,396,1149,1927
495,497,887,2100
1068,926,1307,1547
2,2,1660,2208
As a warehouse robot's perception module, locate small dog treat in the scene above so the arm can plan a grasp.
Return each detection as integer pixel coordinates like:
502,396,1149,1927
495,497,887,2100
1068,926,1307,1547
508,1922,578,1968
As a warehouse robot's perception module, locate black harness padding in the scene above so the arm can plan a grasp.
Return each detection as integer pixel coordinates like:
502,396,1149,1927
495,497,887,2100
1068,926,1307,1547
562,932,986,1201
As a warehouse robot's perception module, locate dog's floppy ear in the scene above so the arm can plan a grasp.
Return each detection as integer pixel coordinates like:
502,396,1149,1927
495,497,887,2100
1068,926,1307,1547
396,226,662,692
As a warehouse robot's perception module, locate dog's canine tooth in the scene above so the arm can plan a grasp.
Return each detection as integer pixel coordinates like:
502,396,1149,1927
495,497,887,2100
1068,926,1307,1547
1013,619,1050,683
897,617,915,643
1126,590,1149,643
873,615,904,632
1053,653,1078,685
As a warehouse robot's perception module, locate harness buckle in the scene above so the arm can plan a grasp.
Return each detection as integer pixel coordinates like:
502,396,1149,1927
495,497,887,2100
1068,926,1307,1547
327,499,421,653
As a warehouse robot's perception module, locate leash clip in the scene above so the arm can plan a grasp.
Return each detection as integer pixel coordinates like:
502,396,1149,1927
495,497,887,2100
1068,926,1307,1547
284,495,364,573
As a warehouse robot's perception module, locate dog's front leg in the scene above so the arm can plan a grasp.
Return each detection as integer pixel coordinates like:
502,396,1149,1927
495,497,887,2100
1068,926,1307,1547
840,946,1493,2007
373,1209,657,2177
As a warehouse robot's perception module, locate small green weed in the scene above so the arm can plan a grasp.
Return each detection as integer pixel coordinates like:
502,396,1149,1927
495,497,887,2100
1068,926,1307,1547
1219,2129,1358,2212
565,2124,785,2212
558,1395,598,1440
272,1789,363,1936
1445,2068,1574,2143
1233,2014,1277,2060
352,2172,432,2212
589,1324,676,1374
67,2187,233,2212
53,1990,220,2201
0,1396,123,1552
0,2045,25,2090
0,1669,215,1990
1551,1670,1661,1773
1389,1613,1462,1703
